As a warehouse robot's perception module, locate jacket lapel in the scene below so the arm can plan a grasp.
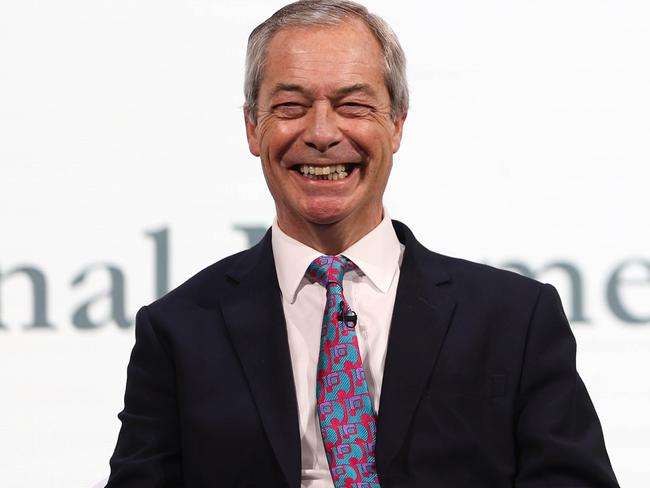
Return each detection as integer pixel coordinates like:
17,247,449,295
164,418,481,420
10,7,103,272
220,231,301,488
376,221,457,474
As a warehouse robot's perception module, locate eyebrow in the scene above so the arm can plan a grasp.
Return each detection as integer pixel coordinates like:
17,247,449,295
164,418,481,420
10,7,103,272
333,83,378,98
270,82,377,99
270,83,314,98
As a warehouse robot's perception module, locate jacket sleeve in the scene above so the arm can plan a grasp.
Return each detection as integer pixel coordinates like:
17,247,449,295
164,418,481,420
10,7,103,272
106,306,183,487
514,283,619,487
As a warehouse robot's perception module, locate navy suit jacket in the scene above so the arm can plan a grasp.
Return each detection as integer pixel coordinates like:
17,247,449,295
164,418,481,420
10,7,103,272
107,221,618,487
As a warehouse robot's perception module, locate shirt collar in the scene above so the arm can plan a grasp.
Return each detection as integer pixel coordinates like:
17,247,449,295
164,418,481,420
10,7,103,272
271,210,402,304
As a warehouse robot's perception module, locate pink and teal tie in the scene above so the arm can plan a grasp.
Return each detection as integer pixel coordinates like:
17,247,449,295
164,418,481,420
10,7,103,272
307,255,381,488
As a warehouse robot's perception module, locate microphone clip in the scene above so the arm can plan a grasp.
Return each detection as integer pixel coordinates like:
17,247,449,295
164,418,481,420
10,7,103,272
340,302,358,328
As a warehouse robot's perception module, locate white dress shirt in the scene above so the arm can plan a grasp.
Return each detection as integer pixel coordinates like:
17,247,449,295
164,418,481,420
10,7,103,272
271,212,404,488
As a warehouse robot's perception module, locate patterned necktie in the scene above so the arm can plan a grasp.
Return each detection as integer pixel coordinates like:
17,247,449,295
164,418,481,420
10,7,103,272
307,255,381,488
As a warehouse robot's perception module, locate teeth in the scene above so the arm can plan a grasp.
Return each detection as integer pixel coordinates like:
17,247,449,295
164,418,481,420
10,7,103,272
297,164,352,179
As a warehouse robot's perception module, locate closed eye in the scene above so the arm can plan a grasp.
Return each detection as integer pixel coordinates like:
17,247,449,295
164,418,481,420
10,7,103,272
273,102,308,118
337,103,373,117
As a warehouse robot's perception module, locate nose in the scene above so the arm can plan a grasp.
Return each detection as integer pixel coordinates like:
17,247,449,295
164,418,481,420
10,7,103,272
301,101,342,152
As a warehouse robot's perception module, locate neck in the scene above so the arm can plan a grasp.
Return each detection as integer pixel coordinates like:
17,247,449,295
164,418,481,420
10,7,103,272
277,207,384,255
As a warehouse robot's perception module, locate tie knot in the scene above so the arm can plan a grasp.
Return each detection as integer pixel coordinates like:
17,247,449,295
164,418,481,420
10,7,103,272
307,255,356,287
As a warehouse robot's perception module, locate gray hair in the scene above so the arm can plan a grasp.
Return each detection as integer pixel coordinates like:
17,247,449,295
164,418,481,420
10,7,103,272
244,0,408,123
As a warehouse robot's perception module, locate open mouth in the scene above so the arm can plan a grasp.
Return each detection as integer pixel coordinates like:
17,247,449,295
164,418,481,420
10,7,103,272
291,163,359,181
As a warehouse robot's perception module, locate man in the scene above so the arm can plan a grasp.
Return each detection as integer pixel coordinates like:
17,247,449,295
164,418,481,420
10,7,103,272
107,1,619,487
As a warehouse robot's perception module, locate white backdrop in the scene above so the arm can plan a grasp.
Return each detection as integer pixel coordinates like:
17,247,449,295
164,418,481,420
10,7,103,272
1,1,649,486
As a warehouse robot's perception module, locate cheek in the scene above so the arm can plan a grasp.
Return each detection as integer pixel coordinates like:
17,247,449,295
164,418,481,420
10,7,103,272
342,121,395,154
259,122,302,158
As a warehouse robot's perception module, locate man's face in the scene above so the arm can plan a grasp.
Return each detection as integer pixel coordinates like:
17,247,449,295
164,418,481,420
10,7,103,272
245,19,406,239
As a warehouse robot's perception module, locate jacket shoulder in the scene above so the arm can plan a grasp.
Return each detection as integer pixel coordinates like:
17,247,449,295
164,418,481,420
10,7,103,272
440,252,542,290
393,219,544,299
429,251,550,318
146,247,254,316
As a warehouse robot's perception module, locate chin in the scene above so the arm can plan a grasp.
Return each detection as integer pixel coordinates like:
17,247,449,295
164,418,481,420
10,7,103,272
299,199,352,226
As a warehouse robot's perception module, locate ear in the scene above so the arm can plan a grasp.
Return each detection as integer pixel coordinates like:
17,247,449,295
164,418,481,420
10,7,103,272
244,107,260,157
391,112,407,153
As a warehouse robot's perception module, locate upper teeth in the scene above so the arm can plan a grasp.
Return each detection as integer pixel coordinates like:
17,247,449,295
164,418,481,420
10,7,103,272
298,164,350,180
299,164,347,175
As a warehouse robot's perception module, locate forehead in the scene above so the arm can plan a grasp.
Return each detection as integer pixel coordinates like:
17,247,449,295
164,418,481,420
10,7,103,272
261,20,386,95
